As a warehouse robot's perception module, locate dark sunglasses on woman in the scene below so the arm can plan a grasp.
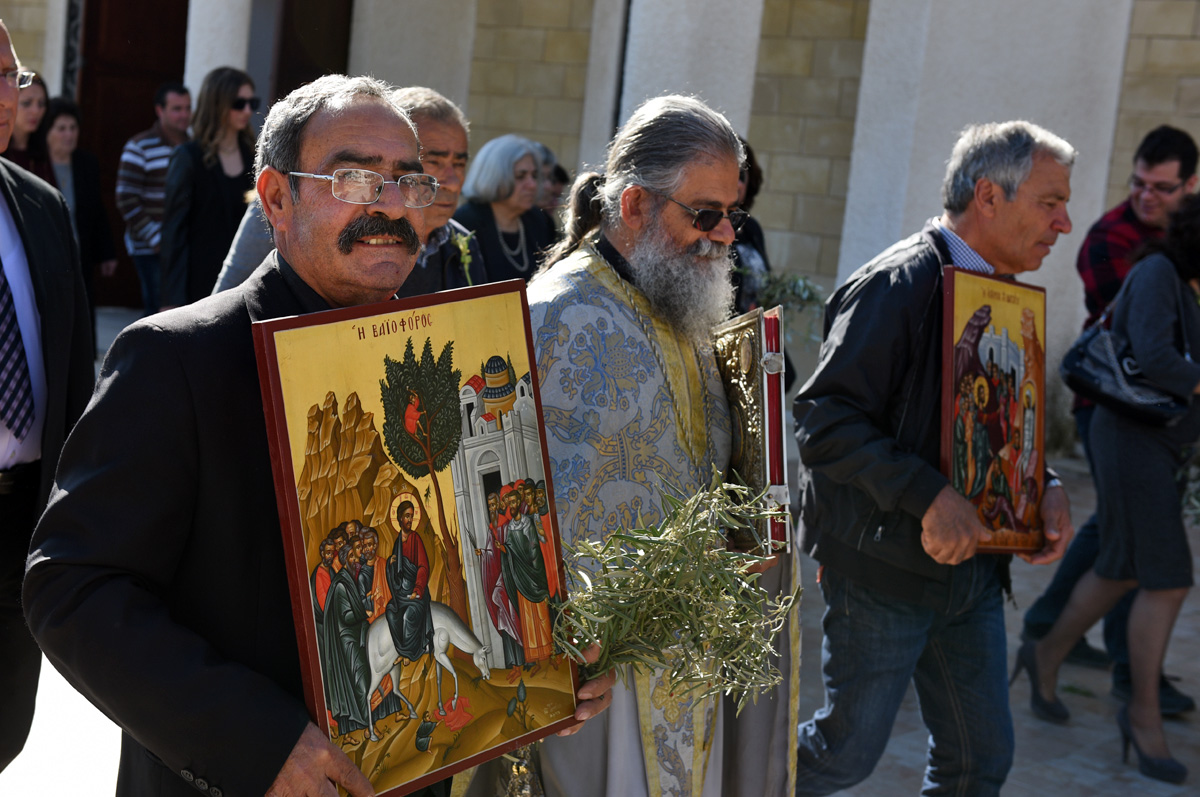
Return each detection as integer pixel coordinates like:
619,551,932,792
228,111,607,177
231,96,261,112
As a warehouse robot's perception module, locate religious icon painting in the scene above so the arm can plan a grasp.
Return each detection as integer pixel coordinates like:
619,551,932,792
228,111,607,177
940,267,1047,554
712,306,791,553
253,280,577,795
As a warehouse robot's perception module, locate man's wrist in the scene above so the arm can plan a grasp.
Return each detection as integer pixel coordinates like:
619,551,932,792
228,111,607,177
1045,477,1063,490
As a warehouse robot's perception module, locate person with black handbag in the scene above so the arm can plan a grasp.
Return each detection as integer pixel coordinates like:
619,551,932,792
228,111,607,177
1014,194,1200,785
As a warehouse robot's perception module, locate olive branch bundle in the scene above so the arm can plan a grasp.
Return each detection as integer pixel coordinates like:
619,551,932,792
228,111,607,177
551,470,799,714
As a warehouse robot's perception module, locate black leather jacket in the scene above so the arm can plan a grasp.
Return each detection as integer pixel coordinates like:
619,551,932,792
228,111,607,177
794,223,1007,610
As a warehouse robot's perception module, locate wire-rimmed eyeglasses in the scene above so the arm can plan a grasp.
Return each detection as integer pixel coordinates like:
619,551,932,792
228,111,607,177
288,169,439,208
656,192,748,232
1128,174,1184,197
1,69,36,90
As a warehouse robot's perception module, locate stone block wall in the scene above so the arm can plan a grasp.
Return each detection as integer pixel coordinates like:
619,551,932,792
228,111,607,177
1109,0,1200,207
748,0,870,279
467,0,593,170
4,0,48,73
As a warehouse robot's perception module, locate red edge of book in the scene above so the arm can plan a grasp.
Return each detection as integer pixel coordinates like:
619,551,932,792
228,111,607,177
253,321,329,731
763,308,789,549
940,267,1046,555
252,280,579,796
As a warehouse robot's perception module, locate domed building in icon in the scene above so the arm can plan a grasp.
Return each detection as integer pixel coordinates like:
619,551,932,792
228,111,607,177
449,352,546,668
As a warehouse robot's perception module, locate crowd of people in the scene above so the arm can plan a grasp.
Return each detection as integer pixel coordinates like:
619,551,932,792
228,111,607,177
1,12,1199,796
4,64,572,322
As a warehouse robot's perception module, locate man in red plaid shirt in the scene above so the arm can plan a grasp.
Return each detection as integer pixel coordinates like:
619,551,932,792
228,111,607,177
1023,125,1198,713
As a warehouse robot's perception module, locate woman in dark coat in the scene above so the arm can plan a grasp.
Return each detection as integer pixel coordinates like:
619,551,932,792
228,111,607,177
160,66,257,306
39,97,117,341
1016,194,1200,785
453,134,556,282
731,138,771,315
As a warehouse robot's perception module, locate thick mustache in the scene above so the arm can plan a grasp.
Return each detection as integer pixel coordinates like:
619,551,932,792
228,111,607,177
688,237,730,261
336,215,422,255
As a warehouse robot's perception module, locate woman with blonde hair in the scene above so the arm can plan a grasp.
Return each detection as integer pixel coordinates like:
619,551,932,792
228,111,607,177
160,66,257,307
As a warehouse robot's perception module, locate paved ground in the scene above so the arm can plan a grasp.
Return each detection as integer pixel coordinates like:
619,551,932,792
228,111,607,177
2,305,1197,794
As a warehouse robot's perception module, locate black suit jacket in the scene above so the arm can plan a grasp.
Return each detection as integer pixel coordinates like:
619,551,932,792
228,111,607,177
0,158,93,508
25,253,315,796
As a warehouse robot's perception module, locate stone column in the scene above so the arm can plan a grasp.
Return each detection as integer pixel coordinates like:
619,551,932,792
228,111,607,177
349,0,477,109
618,0,764,133
41,0,68,93
578,0,631,168
183,0,253,91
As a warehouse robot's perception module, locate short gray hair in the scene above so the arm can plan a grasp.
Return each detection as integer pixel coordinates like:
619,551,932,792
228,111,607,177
390,86,470,134
461,133,538,203
942,121,1076,214
255,74,415,201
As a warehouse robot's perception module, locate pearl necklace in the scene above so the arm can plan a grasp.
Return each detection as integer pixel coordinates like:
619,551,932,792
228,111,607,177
499,218,530,273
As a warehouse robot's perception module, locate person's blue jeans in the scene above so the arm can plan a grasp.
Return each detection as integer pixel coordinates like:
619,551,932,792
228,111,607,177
796,558,1013,796
131,253,161,316
1021,405,1132,667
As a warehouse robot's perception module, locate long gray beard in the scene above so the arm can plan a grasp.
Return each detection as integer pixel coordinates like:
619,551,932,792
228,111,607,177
625,218,735,348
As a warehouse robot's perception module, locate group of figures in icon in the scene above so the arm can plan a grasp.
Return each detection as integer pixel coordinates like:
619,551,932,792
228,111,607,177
472,477,562,677
309,498,492,743
950,305,1045,535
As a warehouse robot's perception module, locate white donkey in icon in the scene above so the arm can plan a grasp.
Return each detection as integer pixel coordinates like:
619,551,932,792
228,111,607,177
363,600,492,742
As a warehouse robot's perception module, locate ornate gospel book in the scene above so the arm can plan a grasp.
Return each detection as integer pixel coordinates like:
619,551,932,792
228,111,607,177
712,306,791,552
253,281,576,796
940,267,1046,554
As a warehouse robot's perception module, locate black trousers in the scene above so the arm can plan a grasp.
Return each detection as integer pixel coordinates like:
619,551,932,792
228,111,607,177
0,474,42,773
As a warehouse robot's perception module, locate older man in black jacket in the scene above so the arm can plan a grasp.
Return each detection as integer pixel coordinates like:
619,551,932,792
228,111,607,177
793,121,1076,796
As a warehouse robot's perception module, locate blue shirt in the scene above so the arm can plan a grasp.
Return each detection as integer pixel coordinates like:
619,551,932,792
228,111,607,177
934,217,995,275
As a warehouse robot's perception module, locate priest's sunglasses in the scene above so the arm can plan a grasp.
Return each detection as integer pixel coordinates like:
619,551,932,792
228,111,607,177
288,169,439,208
656,192,748,232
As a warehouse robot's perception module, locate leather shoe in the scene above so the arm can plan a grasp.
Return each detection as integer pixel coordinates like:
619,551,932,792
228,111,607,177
1010,641,1069,723
1112,666,1196,715
1117,705,1187,784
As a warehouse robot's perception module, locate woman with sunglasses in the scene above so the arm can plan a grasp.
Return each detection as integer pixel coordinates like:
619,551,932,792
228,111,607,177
160,66,258,307
454,134,558,282
1,71,54,184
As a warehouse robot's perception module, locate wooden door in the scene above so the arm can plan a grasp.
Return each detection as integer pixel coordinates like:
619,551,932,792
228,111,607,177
76,0,190,308
274,0,353,97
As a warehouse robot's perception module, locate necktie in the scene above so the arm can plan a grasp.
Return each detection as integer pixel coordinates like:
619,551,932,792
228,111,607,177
0,253,34,440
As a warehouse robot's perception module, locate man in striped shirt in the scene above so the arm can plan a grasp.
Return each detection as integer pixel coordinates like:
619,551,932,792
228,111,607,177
115,81,190,315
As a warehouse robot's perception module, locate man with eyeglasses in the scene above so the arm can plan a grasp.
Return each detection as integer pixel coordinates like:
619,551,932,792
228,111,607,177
24,74,613,797
115,81,191,316
1021,124,1199,713
209,86,488,297
0,19,94,776
481,95,799,797
792,122,1075,795
391,87,488,294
